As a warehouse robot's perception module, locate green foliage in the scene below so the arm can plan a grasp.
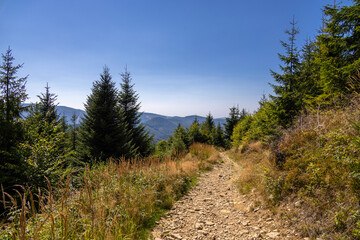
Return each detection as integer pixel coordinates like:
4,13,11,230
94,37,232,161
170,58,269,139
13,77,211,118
80,66,134,163
168,124,188,156
246,100,279,143
37,83,59,125
316,1,360,99
201,113,215,143
21,105,67,187
213,123,225,148
155,140,169,157
118,69,154,157
0,47,28,190
224,106,240,143
231,114,253,147
270,17,302,128
160,115,226,157
188,118,205,143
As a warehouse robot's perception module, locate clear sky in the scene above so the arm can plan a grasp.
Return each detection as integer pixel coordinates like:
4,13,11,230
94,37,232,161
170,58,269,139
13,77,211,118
0,0,346,117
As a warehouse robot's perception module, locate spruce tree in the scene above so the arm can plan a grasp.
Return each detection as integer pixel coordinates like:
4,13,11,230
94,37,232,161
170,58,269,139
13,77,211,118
37,83,59,124
270,17,302,128
118,68,153,157
169,124,187,155
188,118,205,144
0,48,28,189
69,113,78,151
201,113,215,143
80,66,133,163
299,39,321,102
316,0,360,99
213,123,225,148
224,106,240,142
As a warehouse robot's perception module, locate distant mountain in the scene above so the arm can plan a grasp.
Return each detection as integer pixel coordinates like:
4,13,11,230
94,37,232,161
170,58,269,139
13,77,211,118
22,104,85,125
140,113,226,142
22,104,226,142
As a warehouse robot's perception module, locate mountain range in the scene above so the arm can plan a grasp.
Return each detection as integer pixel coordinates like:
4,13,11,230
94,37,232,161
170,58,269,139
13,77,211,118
23,104,226,142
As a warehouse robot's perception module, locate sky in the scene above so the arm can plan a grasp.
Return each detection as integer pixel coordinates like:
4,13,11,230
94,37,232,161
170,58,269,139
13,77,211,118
0,0,348,117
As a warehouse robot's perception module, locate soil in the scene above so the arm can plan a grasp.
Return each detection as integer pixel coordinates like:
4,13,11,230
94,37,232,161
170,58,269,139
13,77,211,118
151,152,303,240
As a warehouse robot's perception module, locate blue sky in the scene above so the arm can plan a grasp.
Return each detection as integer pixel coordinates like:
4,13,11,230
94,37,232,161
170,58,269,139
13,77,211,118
0,0,345,117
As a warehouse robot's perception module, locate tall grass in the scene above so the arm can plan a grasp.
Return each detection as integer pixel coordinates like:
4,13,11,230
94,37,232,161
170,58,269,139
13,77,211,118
0,143,219,240
231,98,360,239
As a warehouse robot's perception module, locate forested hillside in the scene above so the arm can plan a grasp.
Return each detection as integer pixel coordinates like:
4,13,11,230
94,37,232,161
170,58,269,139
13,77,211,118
226,1,360,239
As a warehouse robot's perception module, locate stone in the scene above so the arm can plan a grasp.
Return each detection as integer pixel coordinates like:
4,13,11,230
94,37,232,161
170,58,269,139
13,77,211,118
195,223,203,230
266,231,280,238
170,233,182,239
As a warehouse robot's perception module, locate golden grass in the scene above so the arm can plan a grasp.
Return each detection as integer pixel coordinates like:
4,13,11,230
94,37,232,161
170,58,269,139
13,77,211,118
231,97,360,239
229,142,272,195
0,143,220,240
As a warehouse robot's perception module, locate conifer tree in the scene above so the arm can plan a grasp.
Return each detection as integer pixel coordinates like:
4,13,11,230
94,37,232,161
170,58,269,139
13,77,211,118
224,106,240,142
69,113,78,151
213,123,225,147
316,0,360,99
0,48,28,189
169,124,188,154
118,68,153,157
299,39,321,104
201,113,215,144
37,83,59,124
80,66,133,163
22,104,67,187
270,17,302,127
188,118,205,144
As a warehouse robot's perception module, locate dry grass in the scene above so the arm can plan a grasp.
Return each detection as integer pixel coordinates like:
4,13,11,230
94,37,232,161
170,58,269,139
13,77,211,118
0,143,220,240
228,142,272,195
231,97,360,239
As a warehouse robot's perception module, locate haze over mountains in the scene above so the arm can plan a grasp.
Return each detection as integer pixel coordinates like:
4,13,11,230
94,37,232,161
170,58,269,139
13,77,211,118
26,105,226,142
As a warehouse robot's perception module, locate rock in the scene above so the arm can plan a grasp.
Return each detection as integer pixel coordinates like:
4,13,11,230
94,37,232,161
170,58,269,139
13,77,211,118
170,233,182,239
266,231,280,238
195,223,203,230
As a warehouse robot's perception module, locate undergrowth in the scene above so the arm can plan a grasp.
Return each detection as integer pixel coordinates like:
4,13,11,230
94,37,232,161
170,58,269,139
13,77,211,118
231,99,360,239
0,143,220,240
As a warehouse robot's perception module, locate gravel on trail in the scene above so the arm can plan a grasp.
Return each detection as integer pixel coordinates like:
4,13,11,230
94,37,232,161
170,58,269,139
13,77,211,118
151,153,301,240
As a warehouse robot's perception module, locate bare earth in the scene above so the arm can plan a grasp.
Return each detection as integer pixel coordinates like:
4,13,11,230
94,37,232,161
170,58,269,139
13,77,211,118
151,153,302,240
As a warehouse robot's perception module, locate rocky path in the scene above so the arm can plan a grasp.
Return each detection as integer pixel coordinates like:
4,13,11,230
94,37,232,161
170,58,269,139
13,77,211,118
151,153,301,240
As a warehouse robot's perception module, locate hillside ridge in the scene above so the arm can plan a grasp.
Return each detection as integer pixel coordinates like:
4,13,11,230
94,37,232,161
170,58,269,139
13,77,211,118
22,104,226,142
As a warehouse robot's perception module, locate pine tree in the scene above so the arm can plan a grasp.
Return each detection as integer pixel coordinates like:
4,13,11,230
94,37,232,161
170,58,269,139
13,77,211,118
118,68,153,157
169,124,187,155
69,113,78,151
37,83,59,124
270,17,302,128
80,66,133,163
224,106,240,142
316,0,360,99
299,39,321,102
200,113,214,144
188,118,205,144
213,123,225,147
22,104,67,187
0,47,28,189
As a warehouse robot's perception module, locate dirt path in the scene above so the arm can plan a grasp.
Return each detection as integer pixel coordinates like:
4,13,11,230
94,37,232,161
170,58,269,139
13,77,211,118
151,153,301,240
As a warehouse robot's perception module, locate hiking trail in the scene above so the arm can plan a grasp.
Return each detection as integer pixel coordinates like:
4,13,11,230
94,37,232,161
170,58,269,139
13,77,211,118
151,152,301,240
